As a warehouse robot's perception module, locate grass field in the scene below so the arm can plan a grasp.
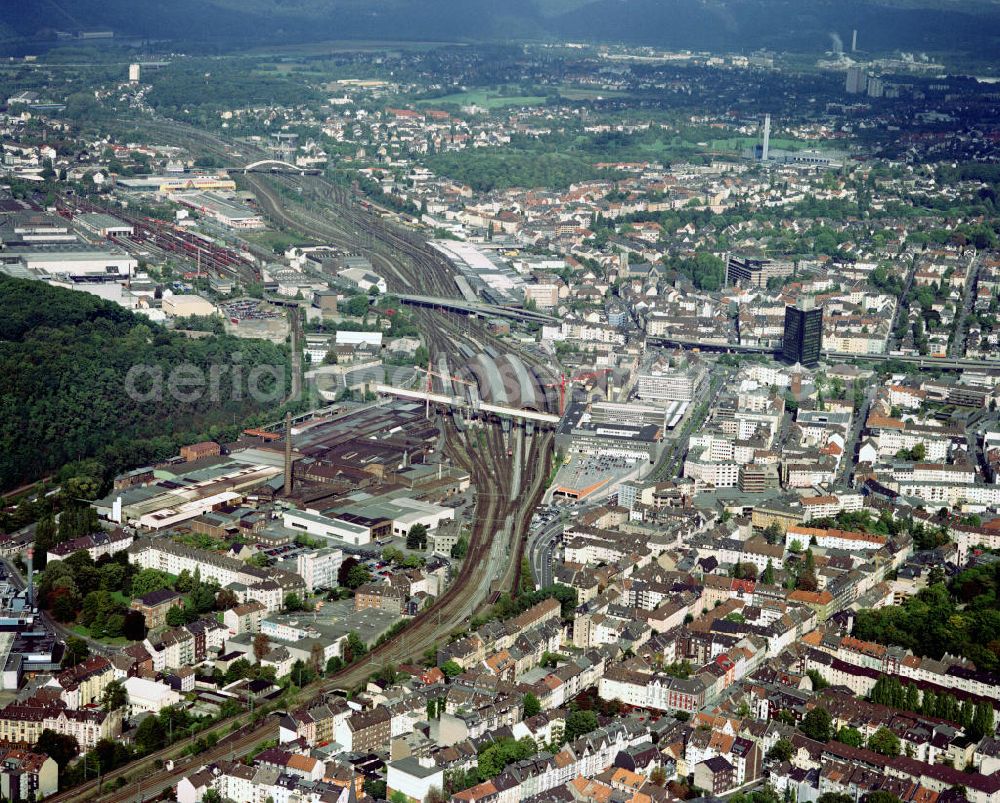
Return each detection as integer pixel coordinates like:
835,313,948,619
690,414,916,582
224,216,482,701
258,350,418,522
556,85,630,100
415,90,547,109
70,625,130,646
707,136,813,152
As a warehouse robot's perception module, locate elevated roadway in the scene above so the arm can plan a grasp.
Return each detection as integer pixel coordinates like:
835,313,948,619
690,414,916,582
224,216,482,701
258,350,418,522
646,336,1000,372
374,384,560,424
396,293,558,324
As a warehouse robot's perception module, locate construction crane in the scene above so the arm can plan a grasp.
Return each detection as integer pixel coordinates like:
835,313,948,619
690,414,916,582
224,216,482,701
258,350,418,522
544,368,612,416
415,361,476,418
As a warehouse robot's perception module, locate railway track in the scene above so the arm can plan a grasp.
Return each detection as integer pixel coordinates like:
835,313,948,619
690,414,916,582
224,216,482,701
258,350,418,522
244,173,459,298
60,195,259,284
47,116,558,801
46,719,278,803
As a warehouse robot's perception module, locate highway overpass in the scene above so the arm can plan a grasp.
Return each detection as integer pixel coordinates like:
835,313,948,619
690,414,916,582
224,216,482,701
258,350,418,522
646,336,1000,372
395,293,558,324
374,384,560,424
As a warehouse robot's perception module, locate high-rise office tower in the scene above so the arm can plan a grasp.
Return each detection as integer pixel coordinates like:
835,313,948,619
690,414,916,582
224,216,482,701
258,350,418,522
846,65,867,94
782,297,823,367
761,114,771,161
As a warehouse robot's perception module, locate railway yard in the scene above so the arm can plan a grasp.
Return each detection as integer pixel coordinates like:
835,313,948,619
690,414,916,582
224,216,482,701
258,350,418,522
7,32,1000,803
35,118,563,801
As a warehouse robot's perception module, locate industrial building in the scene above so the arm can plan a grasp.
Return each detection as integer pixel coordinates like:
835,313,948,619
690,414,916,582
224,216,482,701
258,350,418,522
282,495,454,547
0,211,78,246
172,192,264,230
75,212,134,238
95,460,285,530
0,243,137,277
117,175,237,193
162,293,218,318
282,508,384,546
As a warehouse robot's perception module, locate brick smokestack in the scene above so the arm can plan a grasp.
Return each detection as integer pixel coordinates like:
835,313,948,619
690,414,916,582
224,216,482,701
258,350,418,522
284,412,293,497
26,547,33,607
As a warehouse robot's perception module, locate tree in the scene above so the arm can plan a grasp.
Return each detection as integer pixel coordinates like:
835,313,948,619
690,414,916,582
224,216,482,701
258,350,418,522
799,707,833,742
215,588,240,610
345,294,371,317
451,535,469,559
346,631,367,662
406,523,429,551
441,660,463,678
123,610,146,641
796,570,819,592
175,569,195,592
101,680,128,712
766,738,793,762
523,693,541,718
253,633,271,662
225,658,253,684
865,792,901,803
477,737,536,778
763,523,783,545
806,669,829,691
836,727,864,748
166,605,187,628
61,637,90,669
134,715,166,753
131,568,173,598
762,559,775,585
326,656,345,674
34,514,57,569
310,642,325,673
35,729,79,768
970,701,996,740
345,563,371,589
868,727,900,757
203,791,223,803
565,710,599,742
650,767,667,787
284,593,305,612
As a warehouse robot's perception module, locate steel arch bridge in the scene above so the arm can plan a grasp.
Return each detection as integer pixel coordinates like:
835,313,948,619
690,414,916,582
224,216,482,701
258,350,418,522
241,159,306,174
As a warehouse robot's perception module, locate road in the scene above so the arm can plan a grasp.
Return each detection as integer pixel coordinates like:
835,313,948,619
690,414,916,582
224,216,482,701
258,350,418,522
651,367,731,481
38,113,560,800
949,252,982,358
835,383,876,483
646,335,1000,372
887,256,918,354
0,557,119,658
527,518,564,589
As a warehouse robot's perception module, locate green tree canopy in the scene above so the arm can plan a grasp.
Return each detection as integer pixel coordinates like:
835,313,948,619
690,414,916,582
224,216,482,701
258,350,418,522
799,707,833,742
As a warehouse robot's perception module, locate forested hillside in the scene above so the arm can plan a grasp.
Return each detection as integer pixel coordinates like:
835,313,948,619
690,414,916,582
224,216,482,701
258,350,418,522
0,276,290,491
4,0,1000,55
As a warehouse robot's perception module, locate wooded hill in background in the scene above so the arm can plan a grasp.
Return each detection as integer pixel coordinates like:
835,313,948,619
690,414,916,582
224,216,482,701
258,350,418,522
0,276,290,491
4,0,1000,56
